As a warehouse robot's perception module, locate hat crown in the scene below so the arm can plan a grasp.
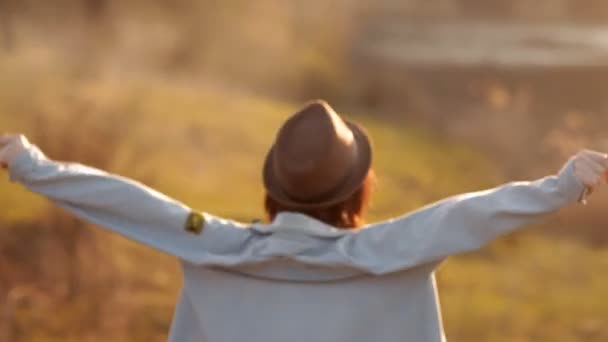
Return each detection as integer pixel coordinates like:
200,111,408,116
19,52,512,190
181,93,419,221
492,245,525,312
263,100,372,208
273,101,357,202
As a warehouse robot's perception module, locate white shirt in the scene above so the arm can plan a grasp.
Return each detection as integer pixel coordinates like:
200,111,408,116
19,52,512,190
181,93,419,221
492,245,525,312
9,146,585,342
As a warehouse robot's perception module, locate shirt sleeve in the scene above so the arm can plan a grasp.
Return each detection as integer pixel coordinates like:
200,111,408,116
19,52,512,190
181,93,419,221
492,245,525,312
346,159,586,274
8,145,252,263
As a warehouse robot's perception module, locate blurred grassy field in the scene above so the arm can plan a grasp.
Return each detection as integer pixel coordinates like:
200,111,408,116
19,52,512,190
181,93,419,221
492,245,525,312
1,57,607,341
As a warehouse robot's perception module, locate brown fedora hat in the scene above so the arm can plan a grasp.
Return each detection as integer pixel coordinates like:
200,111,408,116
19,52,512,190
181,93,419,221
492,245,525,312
263,100,372,209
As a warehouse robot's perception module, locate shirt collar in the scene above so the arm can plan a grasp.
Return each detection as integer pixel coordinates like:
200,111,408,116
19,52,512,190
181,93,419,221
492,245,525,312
251,212,354,238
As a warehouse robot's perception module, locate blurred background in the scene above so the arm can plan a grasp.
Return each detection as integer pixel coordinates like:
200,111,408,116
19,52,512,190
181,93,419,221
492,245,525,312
1,0,608,341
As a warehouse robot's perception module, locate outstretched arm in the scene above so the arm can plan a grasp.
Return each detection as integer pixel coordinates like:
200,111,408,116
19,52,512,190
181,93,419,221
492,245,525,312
0,134,251,263
347,150,607,274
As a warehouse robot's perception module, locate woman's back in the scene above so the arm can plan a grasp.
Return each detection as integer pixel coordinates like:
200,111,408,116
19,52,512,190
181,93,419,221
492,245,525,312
172,214,445,342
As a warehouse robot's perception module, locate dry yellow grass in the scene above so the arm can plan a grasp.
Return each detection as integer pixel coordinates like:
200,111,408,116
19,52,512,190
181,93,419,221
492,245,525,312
0,60,606,341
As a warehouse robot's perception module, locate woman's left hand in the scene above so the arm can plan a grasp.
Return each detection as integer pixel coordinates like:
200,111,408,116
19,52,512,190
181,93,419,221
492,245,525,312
0,134,32,169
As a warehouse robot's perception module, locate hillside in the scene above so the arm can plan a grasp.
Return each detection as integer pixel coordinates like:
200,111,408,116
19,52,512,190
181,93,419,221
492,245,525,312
1,59,607,341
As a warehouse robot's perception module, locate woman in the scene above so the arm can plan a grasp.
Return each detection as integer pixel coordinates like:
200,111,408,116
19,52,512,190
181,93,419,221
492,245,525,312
1,100,607,342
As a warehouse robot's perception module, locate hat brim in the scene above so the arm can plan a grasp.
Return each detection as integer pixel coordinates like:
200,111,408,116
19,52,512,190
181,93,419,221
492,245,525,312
263,120,373,210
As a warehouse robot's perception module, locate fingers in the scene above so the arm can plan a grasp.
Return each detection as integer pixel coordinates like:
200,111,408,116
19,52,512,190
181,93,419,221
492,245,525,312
573,150,608,191
576,166,602,188
581,154,608,183
0,146,9,169
601,156,608,170
581,154,606,175
591,153,608,178
583,150,608,167
0,134,16,147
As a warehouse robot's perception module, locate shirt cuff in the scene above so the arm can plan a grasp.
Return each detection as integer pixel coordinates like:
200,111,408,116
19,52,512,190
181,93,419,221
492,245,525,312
557,158,587,205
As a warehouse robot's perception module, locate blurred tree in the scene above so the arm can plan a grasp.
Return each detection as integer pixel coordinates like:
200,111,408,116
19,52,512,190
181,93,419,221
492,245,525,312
570,0,608,21
511,0,569,21
456,0,512,18
84,0,107,21
0,0,15,51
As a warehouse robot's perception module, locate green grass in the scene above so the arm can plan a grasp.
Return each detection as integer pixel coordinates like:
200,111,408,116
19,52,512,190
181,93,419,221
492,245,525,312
0,59,606,341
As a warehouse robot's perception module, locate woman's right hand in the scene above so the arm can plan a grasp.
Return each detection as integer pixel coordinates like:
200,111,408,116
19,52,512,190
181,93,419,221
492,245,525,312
0,134,32,169
572,149,608,196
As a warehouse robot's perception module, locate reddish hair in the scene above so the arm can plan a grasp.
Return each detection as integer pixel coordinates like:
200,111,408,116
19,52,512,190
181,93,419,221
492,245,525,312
265,170,376,229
